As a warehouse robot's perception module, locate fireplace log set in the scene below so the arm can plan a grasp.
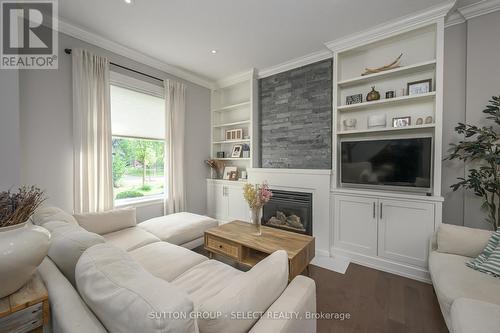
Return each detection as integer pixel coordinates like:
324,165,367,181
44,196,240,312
267,211,306,233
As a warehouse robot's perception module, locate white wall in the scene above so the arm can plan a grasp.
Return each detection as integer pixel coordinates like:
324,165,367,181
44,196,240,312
442,11,500,229
19,32,211,220
0,70,21,190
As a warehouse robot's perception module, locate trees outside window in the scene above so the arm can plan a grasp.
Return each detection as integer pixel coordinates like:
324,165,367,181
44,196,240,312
112,137,165,203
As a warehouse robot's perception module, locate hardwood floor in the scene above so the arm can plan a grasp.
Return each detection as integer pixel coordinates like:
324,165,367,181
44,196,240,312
193,246,448,333
310,263,448,333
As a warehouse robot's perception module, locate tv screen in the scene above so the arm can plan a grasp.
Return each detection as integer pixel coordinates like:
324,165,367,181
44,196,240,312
341,138,432,189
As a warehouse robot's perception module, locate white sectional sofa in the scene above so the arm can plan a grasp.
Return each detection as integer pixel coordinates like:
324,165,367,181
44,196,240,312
429,224,500,333
32,207,317,333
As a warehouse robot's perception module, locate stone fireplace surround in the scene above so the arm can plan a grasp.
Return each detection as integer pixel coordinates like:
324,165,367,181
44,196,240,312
247,168,332,257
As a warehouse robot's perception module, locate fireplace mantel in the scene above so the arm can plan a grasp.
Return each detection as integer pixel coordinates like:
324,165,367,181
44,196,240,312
247,168,332,256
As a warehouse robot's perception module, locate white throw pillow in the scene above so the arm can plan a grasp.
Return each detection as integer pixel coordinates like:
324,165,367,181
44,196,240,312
32,206,78,226
198,250,289,333
437,223,493,258
76,243,197,333
48,228,105,286
74,207,136,235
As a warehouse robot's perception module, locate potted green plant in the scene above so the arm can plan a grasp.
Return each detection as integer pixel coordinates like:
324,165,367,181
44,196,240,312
0,186,50,297
447,95,500,230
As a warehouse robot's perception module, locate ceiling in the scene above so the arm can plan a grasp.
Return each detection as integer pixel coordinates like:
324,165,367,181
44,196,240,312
59,0,478,82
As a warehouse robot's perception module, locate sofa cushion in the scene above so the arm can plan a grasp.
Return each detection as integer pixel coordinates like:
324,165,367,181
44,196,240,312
76,243,197,333
173,250,289,333
129,242,208,282
466,228,500,271
74,207,136,235
48,228,105,286
472,241,500,278
437,223,493,258
172,260,243,305
451,298,500,333
429,251,500,322
32,206,78,226
38,258,108,333
139,212,218,245
102,226,160,251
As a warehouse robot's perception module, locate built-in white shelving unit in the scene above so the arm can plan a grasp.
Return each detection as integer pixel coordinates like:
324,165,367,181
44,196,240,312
325,1,452,282
328,22,444,196
209,69,258,180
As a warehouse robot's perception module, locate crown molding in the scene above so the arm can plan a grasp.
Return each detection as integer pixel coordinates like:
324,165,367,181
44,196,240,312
325,1,455,53
445,11,466,27
458,0,500,20
56,18,214,89
257,49,332,79
215,69,256,89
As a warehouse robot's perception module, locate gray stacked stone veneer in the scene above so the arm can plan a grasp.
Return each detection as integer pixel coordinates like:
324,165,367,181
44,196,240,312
259,59,332,169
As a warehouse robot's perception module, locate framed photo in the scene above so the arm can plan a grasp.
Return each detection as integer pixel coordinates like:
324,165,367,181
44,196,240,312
223,166,237,180
225,130,232,140
235,129,243,140
228,171,238,181
407,79,432,95
231,144,243,158
346,94,363,105
392,116,411,128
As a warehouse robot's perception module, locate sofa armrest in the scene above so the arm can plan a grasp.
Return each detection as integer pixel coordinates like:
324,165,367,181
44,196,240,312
435,223,492,258
38,258,107,333
250,275,316,333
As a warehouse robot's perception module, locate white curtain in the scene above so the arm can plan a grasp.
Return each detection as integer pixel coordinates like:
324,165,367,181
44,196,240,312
164,80,186,214
72,49,113,213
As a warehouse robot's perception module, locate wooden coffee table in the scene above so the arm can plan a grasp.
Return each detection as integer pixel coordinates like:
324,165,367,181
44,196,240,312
204,220,315,280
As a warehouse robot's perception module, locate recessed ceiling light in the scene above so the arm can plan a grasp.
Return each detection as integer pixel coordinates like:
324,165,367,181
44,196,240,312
211,50,218,54
124,0,133,4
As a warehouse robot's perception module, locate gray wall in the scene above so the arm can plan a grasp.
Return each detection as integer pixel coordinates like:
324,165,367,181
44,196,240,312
0,70,21,189
259,59,332,169
18,32,211,220
442,11,500,230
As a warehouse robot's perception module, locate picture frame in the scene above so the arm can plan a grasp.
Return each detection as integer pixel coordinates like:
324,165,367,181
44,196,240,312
346,94,363,105
231,144,243,158
225,129,243,141
223,166,237,180
228,171,238,181
367,114,386,128
407,79,432,95
392,116,411,128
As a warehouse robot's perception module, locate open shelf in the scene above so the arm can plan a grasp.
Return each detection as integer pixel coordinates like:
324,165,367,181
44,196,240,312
214,158,251,161
338,92,435,111
338,60,436,87
212,101,251,112
213,120,251,128
338,123,435,135
212,139,251,144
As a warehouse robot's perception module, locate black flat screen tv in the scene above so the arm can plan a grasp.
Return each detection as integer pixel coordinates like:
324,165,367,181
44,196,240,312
341,138,432,190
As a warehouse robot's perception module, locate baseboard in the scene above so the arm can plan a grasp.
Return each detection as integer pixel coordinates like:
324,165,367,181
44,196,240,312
331,247,431,283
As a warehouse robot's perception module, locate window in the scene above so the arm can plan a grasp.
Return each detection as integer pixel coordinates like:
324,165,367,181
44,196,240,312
110,74,165,205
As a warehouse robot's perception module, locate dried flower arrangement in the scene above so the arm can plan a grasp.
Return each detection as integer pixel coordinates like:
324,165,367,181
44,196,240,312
205,159,225,179
243,182,273,209
0,186,46,228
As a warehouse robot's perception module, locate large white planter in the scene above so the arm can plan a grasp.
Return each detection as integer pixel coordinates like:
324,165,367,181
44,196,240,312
0,221,50,298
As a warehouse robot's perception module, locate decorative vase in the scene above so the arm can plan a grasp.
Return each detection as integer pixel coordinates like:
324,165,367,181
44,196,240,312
0,221,51,298
250,207,263,236
366,86,380,101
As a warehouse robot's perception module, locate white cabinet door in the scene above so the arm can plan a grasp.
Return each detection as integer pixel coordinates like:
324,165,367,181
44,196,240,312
334,195,378,256
207,183,227,220
378,199,434,268
226,184,249,222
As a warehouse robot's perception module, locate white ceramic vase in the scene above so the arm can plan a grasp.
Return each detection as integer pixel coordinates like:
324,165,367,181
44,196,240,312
0,221,50,298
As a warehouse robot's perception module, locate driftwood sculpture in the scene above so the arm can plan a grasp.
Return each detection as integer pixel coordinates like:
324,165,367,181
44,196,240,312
362,53,403,76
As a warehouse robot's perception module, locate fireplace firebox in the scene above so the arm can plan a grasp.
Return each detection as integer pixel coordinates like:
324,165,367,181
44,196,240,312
262,190,312,235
